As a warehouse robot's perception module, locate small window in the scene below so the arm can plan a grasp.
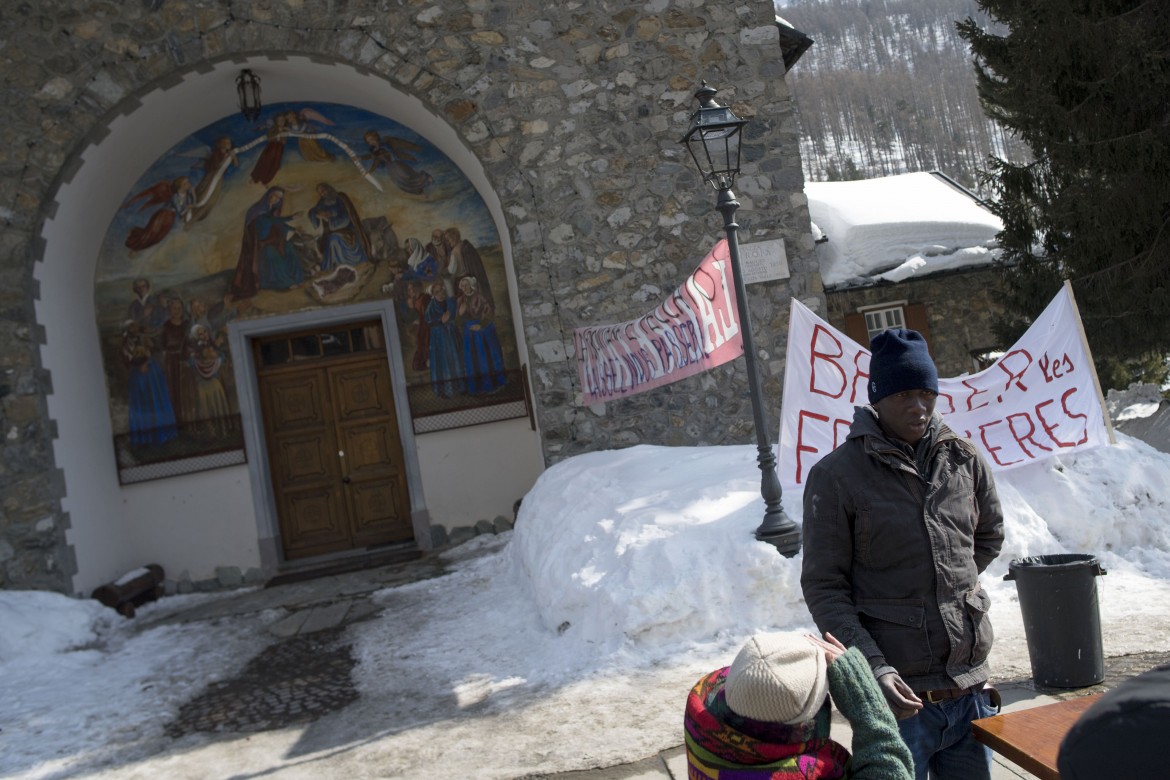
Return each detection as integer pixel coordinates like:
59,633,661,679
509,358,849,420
863,306,905,342
254,320,384,367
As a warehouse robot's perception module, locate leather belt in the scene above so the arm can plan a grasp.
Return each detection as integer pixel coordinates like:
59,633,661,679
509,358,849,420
918,683,983,704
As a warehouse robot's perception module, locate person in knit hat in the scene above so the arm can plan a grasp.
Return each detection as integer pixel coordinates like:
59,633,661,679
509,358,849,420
801,328,1004,780
684,631,913,779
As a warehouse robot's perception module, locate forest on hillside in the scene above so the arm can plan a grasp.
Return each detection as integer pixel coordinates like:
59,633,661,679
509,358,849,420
777,0,1031,191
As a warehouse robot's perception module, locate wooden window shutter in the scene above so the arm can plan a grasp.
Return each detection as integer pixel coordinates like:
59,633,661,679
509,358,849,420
844,313,868,347
904,303,932,351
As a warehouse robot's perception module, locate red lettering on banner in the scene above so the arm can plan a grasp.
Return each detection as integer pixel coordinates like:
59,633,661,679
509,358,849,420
1038,352,1076,383
996,349,1032,394
850,351,869,404
833,418,851,450
796,409,830,485
962,378,990,412
1035,389,1087,448
936,391,956,415
809,325,847,398
1006,411,1052,458
1060,387,1089,445
978,420,1024,467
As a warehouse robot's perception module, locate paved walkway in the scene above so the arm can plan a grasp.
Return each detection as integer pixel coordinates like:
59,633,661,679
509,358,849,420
131,552,1170,780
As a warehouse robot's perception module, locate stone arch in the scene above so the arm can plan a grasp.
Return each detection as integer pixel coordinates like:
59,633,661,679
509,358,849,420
33,52,538,594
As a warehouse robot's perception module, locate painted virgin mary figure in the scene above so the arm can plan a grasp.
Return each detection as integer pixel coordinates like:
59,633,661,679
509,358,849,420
230,186,306,299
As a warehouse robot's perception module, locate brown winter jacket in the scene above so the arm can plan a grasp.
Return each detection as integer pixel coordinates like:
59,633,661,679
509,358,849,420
801,406,1005,693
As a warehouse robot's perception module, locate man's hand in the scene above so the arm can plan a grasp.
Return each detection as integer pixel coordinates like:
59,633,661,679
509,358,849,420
806,632,847,664
878,672,924,720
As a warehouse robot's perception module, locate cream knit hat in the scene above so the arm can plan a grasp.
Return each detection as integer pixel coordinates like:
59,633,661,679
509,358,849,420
724,632,829,725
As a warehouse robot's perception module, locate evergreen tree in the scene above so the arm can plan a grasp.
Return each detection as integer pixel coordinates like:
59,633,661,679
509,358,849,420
957,0,1170,390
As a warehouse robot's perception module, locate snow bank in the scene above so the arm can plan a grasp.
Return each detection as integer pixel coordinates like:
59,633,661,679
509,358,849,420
511,444,812,657
512,432,1170,668
0,590,109,662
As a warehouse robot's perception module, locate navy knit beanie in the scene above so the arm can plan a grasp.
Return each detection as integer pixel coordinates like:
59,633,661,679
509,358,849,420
867,328,938,404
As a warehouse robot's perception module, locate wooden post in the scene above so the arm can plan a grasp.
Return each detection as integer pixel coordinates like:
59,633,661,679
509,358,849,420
1064,280,1116,444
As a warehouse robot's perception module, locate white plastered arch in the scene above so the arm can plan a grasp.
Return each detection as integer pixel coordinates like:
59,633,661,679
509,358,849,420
35,54,537,594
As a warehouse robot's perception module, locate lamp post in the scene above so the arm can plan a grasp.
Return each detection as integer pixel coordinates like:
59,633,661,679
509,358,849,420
681,82,801,557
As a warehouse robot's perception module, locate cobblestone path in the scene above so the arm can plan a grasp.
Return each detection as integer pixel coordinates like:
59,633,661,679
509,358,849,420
165,626,358,737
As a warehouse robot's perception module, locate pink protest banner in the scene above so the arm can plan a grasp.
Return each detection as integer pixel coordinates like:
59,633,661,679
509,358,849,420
778,282,1113,490
574,240,744,406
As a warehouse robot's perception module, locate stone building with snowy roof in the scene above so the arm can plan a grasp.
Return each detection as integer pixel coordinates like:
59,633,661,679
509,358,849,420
807,171,1008,375
0,2,819,595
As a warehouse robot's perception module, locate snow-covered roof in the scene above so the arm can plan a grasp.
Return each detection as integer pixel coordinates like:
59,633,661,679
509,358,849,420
807,171,1003,288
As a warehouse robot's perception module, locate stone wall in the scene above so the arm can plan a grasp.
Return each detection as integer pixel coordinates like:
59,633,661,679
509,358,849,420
0,0,820,591
826,266,1008,377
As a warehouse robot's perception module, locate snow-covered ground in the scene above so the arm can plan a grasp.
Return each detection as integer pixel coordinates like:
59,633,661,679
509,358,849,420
4,165,1163,776
3,426,1169,779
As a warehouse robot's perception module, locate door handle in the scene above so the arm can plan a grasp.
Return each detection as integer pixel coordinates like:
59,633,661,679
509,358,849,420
342,476,352,484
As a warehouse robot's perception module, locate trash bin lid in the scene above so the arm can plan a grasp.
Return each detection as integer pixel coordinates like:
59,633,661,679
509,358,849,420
1011,553,1098,568
1005,553,1106,579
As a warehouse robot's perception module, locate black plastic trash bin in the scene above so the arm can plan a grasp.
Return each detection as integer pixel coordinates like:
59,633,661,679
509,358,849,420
1004,554,1107,688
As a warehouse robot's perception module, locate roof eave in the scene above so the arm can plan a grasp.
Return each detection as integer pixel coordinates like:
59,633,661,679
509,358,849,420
774,15,815,71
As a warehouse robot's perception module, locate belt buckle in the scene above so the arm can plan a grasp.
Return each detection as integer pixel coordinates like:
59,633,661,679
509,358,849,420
925,689,945,704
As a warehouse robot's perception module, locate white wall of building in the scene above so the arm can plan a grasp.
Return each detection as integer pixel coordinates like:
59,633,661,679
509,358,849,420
415,419,544,531
121,467,260,585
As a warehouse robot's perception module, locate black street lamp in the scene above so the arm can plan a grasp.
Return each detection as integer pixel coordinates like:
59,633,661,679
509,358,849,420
681,82,801,557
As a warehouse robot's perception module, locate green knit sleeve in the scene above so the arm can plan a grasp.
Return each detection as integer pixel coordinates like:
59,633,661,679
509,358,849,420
827,647,915,780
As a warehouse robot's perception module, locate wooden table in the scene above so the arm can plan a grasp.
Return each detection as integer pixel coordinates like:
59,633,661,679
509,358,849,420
971,693,1101,780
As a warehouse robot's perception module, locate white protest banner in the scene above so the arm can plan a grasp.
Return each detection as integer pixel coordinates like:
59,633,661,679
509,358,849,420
778,282,1113,489
574,240,744,406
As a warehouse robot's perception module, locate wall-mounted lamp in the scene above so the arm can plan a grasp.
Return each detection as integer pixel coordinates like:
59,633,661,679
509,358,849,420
236,69,262,121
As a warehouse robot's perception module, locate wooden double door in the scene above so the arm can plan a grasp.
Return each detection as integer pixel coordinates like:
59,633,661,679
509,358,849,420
255,322,413,560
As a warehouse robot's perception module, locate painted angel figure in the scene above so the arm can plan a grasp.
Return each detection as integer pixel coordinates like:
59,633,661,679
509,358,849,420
361,130,434,195
249,111,290,186
285,107,336,163
187,136,239,223
122,176,194,254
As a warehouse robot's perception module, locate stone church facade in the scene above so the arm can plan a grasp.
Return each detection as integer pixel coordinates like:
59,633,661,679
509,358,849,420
0,1,822,595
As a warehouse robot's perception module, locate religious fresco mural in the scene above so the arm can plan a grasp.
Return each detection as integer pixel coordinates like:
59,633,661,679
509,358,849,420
96,102,521,473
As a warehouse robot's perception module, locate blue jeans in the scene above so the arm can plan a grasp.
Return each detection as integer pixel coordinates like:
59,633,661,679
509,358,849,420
897,689,999,780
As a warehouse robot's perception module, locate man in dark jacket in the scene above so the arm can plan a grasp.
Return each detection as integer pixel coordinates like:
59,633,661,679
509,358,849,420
801,328,1005,780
